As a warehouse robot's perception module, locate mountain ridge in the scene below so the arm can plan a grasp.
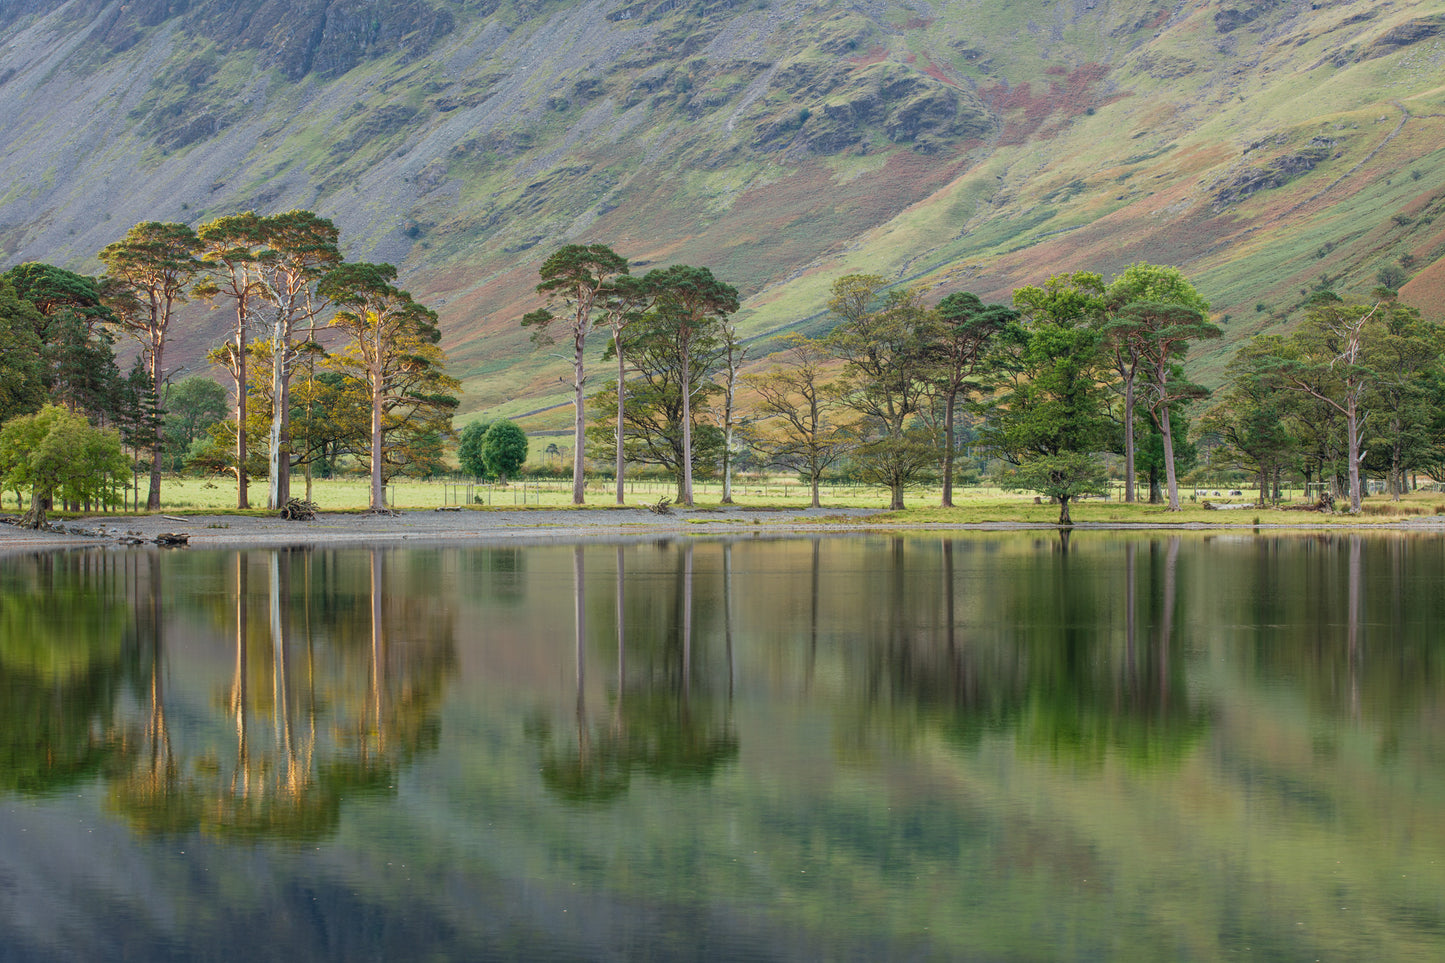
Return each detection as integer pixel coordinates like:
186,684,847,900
2,0,1443,424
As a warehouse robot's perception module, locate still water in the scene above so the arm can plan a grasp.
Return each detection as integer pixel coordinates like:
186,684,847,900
1,532,1443,961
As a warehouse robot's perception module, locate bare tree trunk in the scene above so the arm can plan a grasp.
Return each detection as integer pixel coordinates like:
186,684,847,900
572,327,587,505
370,373,385,510
614,347,626,506
1159,400,1180,511
147,343,164,510
941,389,957,508
268,333,291,509
1346,398,1362,513
1123,378,1136,503
236,330,249,509
680,348,694,507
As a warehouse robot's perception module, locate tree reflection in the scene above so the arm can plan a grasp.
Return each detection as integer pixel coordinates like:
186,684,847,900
0,551,131,795
840,535,1210,768
537,542,739,804
103,547,455,839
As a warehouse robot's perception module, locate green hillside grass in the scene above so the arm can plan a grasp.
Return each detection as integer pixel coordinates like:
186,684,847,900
1,0,1443,419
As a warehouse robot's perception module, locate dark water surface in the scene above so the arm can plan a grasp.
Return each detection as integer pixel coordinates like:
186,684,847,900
2,533,1443,961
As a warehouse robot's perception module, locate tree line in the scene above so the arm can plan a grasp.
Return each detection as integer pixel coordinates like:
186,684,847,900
522,248,1227,521
0,212,457,526
524,244,1440,522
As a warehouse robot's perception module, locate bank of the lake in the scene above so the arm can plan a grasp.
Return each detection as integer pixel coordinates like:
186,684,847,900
5,501,1445,550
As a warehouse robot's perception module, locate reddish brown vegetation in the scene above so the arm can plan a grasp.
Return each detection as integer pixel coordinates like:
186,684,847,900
979,64,1117,145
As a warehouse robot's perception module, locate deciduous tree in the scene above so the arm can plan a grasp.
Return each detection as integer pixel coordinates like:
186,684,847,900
0,406,127,528
745,335,852,507
980,273,1111,525
482,420,528,482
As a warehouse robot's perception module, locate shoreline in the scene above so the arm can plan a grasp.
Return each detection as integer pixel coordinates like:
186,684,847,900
5,506,1445,550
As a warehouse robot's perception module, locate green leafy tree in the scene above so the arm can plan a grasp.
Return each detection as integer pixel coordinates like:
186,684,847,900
4,263,120,421
319,262,459,510
457,421,492,478
163,376,228,472
0,406,127,527
631,265,739,506
482,420,528,482
981,272,1112,525
521,244,631,504
1359,292,1445,498
1099,264,1210,503
1260,292,1382,512
825,276,940,510
98,221,203,509
0,279,46,423
115,357,163,506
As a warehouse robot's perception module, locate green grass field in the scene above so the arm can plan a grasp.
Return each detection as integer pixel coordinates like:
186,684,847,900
27,473,1443,525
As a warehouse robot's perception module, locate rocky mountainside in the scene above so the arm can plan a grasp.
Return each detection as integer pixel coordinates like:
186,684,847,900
2,0,1444,422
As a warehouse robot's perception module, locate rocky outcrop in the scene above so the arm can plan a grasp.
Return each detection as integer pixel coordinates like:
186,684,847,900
1211,136,1335,211
1364,15,1445,59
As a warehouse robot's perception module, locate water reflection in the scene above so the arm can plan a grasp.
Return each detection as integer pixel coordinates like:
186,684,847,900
2,534,1444,961
0,551,129,794
536,542,740,803
1,547,461,840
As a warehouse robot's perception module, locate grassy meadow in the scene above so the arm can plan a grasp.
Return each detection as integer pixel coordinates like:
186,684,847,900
27,473,1445,525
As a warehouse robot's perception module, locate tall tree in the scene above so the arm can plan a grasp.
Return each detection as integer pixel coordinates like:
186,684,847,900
1116,301,1220,509
1102,264,1213,506
319,262,459,510
521,244,630,504
4,263,120,421
98,221,202,510
1263,292,1382,513
716,319,748,504
981,272,1111,525
596,274,655,505
640,265,739,507
825,276,938,510
586,321,725,500
1360,292,1445,498
745,335,852,507
0,279,46,423
249,211,342,509
929,292,1014,507
1199,341,1297,506
196,212,267,508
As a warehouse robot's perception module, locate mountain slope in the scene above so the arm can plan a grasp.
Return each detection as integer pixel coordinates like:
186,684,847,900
2,0,1443,424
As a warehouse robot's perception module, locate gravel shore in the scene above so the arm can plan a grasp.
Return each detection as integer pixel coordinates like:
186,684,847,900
0,506,890,550
5,505,1445,552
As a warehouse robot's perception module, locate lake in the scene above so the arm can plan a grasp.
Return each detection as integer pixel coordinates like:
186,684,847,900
2,532,1443,961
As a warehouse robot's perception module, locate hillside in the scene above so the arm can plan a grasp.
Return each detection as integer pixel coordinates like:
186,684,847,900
2,0,1443,427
